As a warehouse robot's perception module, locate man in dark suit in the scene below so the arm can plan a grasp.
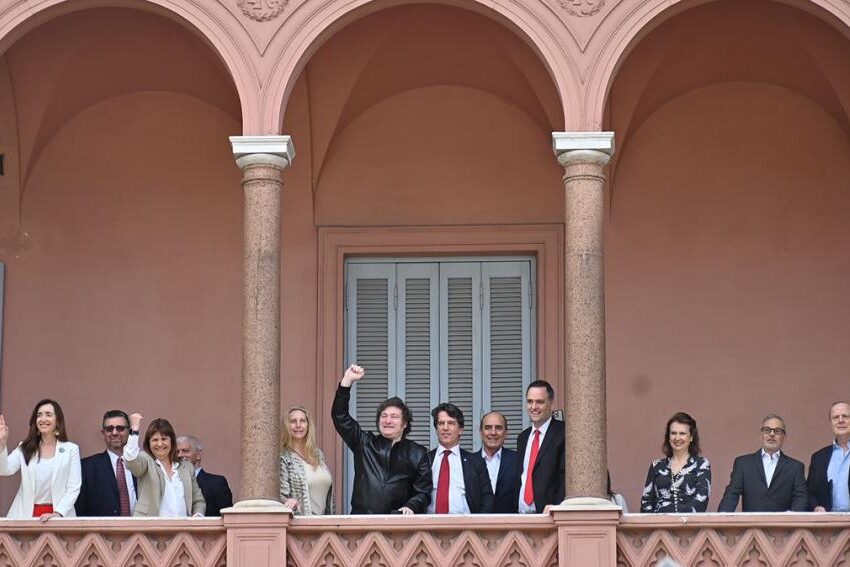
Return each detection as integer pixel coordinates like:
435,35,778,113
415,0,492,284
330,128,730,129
177,435,233,516
479,411,519,513
517,380,565,513
807,401,850,512
717,413,807,512
76,410,138,516
427,403,494,513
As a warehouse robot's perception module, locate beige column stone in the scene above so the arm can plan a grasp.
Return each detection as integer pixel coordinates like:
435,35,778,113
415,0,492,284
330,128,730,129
552,132,615,502
230,136,294,505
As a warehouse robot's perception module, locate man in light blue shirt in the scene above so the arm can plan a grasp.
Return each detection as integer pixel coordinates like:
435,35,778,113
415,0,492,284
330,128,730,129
807,401,850,511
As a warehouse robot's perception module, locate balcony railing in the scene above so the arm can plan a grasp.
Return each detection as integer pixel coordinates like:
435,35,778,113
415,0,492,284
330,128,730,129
0,510,847,566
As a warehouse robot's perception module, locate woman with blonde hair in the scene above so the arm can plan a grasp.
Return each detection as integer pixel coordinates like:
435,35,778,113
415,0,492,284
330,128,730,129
280,406,334,515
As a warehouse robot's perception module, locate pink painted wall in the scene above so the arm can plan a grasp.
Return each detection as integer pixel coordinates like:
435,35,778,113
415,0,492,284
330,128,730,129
0,9,243,511
2,0,850,517
279,3,564,446
606,0,850,510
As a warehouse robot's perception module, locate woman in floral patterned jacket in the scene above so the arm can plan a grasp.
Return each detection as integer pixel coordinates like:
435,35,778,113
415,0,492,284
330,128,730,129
641,412,711,513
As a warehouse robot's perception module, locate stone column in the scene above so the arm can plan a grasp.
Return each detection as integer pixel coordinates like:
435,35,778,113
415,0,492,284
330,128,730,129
229,135,294,505
553,132,614,501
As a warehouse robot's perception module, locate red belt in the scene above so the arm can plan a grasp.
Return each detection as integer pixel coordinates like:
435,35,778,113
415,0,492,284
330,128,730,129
32,504,53,517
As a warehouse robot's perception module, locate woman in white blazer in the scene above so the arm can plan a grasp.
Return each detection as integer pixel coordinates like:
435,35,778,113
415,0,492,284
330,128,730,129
0,399,81,520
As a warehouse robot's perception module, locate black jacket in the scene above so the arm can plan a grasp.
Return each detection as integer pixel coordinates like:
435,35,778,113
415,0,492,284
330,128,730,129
332,384,432,513
428,447,494,513
717,451,807,512
517,418,565,511
197,469,233,516
808,444,850,511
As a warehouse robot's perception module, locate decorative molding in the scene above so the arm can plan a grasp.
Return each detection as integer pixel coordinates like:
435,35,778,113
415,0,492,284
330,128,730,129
552,131,615,156
231,135,295,170
558,0,606,17
237,0,287,22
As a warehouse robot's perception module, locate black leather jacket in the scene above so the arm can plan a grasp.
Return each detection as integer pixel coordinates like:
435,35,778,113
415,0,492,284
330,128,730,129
332,384,432,513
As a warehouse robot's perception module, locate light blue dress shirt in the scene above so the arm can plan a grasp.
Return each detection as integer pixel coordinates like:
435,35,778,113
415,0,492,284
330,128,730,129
827,442,850,512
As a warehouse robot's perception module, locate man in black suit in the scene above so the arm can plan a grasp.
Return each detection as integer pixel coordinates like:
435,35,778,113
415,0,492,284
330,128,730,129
517,380,565,513
177,435,233,516
479,411,519,513
76,410,138,516
717,413,807,512
427,403,494,513
807,401,850,512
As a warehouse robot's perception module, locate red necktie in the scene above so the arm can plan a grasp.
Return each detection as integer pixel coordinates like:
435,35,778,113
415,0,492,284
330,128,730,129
117,457,131,516
435,450,451,514
523,430,541,506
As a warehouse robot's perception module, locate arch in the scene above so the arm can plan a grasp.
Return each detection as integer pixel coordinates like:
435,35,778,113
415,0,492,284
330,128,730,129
263,0,579,135
0,0,259,132
584,0,850,130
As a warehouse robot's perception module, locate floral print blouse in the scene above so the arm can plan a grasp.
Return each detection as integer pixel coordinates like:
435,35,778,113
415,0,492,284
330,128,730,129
640,455,711,513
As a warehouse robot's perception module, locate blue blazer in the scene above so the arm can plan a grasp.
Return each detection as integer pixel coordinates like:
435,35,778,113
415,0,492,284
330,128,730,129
491,448,519,513
76,451,137,517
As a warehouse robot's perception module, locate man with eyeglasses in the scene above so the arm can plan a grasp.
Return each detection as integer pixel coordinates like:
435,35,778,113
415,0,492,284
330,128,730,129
75,410,138,516
717,413,806,512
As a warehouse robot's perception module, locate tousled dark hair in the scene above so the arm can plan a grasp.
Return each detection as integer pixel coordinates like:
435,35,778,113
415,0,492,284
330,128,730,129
431,403,465,429
143,418,178,463
662,412,700,458
526,380,555,401
21,399,68,462
102,410,130,428
375,397,413,438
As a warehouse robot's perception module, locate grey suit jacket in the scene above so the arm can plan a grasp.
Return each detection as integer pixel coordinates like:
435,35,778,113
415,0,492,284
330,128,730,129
124,443,205,517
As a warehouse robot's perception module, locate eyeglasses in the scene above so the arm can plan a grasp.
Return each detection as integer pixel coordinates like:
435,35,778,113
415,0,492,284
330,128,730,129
760,427,786,436
103,425,128,433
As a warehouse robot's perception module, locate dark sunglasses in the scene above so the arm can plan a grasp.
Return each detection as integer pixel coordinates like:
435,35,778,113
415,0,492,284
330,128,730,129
103,425,128,433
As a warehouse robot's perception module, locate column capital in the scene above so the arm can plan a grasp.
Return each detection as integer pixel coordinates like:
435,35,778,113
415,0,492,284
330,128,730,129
230,135,295,171
552,132,615,167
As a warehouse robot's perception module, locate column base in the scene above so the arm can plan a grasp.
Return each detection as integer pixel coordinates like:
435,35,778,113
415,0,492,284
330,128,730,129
550,500,620,567
225,499,289,513
558,496,621,510
223,501,291,567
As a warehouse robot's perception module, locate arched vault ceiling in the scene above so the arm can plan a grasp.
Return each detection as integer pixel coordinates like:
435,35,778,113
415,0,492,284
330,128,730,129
607,0,850,166
291,4,563,183
3,7,239,187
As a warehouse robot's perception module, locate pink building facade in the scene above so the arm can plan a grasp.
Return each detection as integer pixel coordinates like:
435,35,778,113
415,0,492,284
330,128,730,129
1,0,850,564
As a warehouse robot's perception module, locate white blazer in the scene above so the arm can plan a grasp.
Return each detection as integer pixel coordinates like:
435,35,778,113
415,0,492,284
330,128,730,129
0,441,82,518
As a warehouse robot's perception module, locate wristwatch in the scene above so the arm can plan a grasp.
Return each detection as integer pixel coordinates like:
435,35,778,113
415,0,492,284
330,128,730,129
129,429,139,436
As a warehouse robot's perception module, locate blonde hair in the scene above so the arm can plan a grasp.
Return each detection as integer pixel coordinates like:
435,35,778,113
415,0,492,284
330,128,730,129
281,406,320,467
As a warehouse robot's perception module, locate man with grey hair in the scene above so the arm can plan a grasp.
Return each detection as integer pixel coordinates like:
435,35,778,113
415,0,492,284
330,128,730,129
717,413,807,512
177,435,233,516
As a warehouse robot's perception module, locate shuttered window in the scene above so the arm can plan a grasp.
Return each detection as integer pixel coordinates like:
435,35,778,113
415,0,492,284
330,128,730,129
343,258,534,508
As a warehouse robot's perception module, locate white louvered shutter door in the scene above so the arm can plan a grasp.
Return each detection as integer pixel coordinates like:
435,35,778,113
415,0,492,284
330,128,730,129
482,261,533,449
397,263,439,448
440,263,482,451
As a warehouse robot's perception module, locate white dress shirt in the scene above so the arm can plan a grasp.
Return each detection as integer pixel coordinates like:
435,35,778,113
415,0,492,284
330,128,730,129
156,460,188,517
427,444,470,514
519,417,552,514
33,457,55,505
107,450,138,513
761,449,780,487
481,447,502,493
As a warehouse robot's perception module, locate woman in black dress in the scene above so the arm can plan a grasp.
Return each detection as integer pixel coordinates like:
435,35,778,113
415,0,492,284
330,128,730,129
640,412,711,513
